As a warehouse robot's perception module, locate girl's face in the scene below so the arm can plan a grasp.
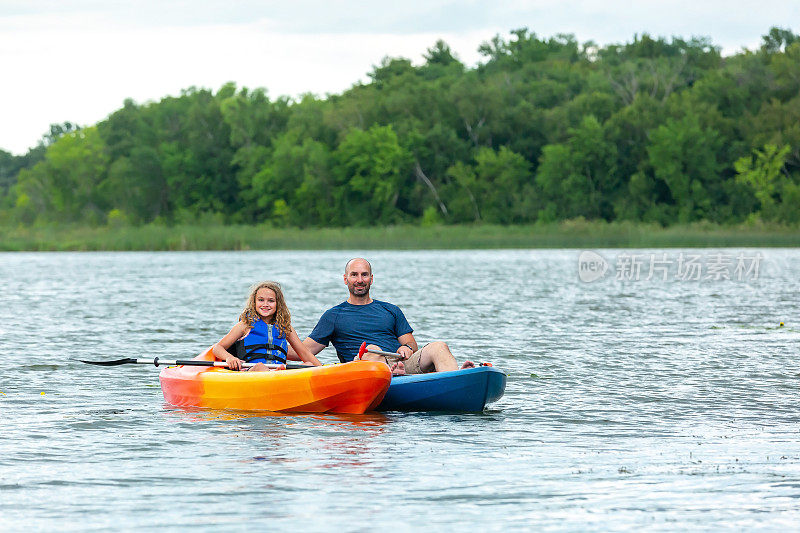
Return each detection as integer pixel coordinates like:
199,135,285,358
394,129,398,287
254,288,277,319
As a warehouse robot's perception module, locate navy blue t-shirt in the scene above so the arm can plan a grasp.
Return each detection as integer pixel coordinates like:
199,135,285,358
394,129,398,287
309,300,413,363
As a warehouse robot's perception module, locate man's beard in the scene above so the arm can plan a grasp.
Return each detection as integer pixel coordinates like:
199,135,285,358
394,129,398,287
349,283,370,296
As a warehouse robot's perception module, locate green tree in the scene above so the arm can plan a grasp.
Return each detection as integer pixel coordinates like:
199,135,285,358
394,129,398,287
101,146,166,222
473,146,533,223
13,127,108,223
734,144,792,220
292,140,337,226
536,115,617,220
419,40,465,80
0,150,23,196
646,114,721,222
746,96,800,174
248,132,331,225
333,125,412,225
6,27,800,230
761,27,799,54
444,161,482,222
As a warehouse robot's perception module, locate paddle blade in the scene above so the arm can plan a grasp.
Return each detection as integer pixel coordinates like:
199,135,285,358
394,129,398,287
357,342,367,360
77,358,137,366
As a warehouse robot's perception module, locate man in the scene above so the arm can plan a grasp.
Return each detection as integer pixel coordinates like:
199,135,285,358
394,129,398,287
293,258,474,374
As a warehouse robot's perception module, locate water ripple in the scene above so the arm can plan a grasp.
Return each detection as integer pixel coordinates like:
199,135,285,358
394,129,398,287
2,249,800,530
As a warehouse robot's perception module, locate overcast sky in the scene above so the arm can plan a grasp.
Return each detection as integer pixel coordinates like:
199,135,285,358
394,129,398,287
1,1,797,155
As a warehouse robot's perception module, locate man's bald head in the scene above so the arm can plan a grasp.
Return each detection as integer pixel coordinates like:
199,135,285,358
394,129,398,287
345,258,372,275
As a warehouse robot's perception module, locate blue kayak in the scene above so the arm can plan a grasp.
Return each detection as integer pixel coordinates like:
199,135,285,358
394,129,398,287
376,366,506,412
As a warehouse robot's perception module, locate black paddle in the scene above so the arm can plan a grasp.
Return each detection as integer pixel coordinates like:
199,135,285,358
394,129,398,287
76,357,313,370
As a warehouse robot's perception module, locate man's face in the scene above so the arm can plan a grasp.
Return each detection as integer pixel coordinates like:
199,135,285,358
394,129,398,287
344,260,373,297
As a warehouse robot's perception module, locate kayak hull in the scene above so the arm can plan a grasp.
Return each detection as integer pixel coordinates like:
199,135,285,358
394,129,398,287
159,348,391,414
377,366,506,412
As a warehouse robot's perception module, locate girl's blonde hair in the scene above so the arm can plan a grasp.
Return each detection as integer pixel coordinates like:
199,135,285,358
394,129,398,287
239,281,292,337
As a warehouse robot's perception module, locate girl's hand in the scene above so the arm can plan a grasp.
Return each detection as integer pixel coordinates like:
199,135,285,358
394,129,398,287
225,354,243,371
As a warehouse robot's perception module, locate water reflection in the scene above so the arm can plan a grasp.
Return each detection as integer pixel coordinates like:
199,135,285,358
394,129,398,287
162,406,391,467
162,405,389,427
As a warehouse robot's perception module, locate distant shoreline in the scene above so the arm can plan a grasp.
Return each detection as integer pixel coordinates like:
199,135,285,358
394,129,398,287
2,221,799,251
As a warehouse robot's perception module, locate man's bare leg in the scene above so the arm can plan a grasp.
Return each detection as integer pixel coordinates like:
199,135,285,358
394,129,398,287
417,341,475,373
362,344,406,375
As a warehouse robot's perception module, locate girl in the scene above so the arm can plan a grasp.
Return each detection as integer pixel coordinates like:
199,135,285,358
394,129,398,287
212,281,322,371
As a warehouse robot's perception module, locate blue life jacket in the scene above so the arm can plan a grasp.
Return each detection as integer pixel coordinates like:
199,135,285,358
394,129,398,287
241,320,288,364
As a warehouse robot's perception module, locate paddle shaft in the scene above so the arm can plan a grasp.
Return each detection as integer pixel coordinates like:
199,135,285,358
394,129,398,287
78,357,312,370
361,349,490,366
142,358,261,368
363,348,405,359
355,342,492,367
357,342,406,360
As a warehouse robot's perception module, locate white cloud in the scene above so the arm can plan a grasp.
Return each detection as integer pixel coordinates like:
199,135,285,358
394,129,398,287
0,13,497,154
0,1,796,154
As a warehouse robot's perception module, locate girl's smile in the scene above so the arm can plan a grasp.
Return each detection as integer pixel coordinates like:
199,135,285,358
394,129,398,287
255,288,277,319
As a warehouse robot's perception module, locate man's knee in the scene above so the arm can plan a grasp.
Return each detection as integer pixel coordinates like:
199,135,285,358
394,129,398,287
360,344,383,362
420,341,458,372
428,341,451,354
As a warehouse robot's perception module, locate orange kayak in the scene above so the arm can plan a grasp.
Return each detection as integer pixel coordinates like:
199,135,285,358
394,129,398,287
159,348,391,414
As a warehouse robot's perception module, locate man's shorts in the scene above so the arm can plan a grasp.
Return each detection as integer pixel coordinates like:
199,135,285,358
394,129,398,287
401,344,429,375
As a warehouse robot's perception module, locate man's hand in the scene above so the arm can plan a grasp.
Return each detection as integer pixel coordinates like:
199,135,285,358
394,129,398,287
396,344,413,361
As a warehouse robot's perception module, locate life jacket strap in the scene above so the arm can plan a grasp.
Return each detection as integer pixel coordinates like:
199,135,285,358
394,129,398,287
243,343,288,364
244,343,288,356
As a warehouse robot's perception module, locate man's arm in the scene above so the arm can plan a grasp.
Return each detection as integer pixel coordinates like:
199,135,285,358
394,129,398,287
286,337,326,360
396,332,418,359
303,337,326,355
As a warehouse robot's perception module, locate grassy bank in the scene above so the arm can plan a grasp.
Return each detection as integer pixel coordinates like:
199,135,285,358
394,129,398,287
1,221,800,251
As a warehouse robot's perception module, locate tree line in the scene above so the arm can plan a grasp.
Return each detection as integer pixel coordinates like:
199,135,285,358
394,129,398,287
2,27,799,227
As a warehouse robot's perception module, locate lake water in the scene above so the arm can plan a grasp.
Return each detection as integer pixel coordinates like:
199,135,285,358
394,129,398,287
2,249,800,531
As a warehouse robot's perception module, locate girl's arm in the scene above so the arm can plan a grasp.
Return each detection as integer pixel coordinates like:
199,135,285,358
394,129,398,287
211,321,248,371
287,329,322,366
285,343,300,361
